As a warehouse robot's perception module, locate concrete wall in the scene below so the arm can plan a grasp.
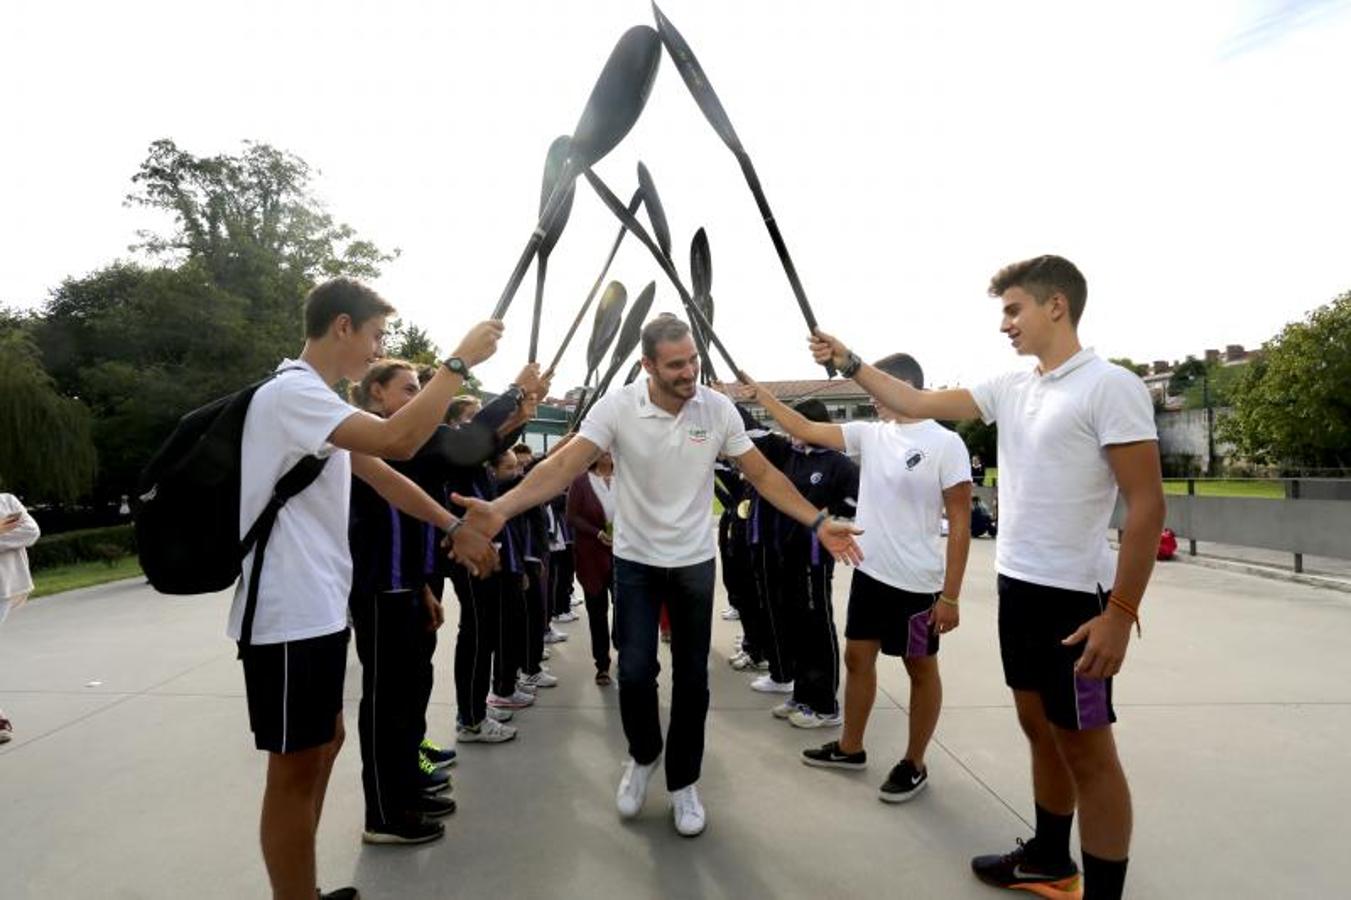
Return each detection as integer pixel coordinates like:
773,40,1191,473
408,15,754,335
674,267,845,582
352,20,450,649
971,484,1351,560
1155,408,1235,473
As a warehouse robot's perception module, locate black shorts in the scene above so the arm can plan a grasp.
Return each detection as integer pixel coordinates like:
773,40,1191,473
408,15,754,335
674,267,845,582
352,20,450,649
239,628,350,753
997,574,1115,732
844,569,939,659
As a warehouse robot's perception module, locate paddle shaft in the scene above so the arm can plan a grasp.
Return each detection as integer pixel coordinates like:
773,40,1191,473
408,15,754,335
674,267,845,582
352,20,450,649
528,255,547,362
543,189,643,378
491,162,576,321
583,171,743,381
735,152,835,376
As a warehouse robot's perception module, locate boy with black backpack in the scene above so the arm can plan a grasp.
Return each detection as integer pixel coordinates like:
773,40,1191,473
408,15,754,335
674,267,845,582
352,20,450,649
191,278,499,900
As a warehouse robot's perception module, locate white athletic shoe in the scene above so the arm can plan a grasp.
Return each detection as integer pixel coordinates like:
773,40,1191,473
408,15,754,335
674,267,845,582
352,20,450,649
541,648,552,660
728,650,750,668
720,608,740,621
553,610,580,623
616,756,659,818
485,706,514,723
671,784,706,837
771,700,802,720
571,596,584,608
543,627,570,644
750,675,794,694
456,719,517,743
519,670,559,690
788,708,843,729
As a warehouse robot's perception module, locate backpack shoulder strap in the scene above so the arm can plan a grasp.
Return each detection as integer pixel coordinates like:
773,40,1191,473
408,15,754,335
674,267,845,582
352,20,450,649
237,454,329,649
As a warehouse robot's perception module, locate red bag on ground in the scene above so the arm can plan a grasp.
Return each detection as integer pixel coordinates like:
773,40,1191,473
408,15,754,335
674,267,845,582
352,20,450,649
1157,528,1178,561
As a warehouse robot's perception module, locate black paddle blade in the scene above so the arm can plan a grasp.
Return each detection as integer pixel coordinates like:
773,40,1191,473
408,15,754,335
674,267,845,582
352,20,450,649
570,26,663,169
587,281,627,378
623,359,643,386
690,227,711,307
434,420,499,468
609,281,657,373
651,4,743,153
538,136,575,258
636,162,671,258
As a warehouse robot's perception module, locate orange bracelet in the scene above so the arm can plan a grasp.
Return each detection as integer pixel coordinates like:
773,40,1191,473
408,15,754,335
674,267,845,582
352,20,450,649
1107,596,1142,637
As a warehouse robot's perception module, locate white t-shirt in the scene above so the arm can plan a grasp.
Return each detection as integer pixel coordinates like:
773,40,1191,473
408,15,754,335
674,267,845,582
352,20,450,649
578,381,753,567
971,348,1158,594
842,419,971,593
227,360,359,644
588,471,616,525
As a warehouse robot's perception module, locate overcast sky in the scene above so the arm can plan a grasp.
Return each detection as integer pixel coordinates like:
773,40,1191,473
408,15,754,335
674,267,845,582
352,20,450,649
4,0,1349,392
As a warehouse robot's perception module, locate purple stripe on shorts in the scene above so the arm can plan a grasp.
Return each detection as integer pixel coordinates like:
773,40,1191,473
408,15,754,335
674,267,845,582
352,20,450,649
810,532,821,566
388,504,403,591
907,610,929,658
1074,675,1111,730
424,523,436,576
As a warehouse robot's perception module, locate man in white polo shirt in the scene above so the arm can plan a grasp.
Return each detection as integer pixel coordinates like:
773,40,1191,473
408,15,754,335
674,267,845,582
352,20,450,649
454,314,862,837
808,256,1164,900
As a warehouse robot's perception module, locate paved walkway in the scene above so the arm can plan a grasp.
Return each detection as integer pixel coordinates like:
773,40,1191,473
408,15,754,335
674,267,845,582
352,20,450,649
2,539,1349,898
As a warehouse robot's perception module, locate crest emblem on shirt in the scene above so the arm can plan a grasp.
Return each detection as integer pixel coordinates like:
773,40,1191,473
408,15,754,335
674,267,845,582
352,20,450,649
810,472,823,485
904,449,926,471
688,426,710,444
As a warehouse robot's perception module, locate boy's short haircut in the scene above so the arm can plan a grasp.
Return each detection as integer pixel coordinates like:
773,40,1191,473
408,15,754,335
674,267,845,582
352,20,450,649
873,353,925,390
987,255,1087,326
303,277,396,338
511,443,533,457
446,394,480,423
792,398,832,423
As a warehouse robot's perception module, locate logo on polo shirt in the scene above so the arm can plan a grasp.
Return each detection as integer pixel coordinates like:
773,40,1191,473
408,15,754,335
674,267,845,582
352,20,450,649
688,425,710,443
905,449,926,470
810,472,823,485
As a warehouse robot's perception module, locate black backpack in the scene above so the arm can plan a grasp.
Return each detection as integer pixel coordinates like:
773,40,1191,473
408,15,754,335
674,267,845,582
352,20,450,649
136,368,327,645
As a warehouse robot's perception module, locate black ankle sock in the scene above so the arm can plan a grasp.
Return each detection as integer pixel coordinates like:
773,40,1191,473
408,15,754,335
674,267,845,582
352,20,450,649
1032,804,1074,863
1082,851,1128,900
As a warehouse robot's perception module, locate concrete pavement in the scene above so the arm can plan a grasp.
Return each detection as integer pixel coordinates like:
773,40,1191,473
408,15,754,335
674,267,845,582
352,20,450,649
2,539,1348,898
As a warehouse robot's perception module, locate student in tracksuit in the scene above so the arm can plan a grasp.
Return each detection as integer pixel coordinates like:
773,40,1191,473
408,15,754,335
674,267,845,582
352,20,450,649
348,361,456,845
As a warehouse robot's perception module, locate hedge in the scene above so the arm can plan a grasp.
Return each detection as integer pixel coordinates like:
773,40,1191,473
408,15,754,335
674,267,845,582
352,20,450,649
28,524,138,570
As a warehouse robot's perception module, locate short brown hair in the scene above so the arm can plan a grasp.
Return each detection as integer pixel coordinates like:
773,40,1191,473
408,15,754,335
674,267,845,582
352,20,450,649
641,314,691,360
304,277,396,338
350,358,415,409
988,255,1087,326
446,394,480,423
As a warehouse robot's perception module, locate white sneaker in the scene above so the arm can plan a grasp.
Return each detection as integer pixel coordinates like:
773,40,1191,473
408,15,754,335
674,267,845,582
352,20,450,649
751,675,794,694
616,756,659,818
519,670,559,690
485,706,514,723
720,607,740,621
771,700,802,719
671,784,706,837
730,652,759,671
487,690,534,709
457,718,517,743
543,628,570,644
553,610,580,623
571,596,584,608
788,708,843,729
542,648,552,660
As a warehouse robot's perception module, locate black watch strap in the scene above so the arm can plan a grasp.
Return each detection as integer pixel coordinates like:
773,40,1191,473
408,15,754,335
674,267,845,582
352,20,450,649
839,352,863,378
443,356,468,376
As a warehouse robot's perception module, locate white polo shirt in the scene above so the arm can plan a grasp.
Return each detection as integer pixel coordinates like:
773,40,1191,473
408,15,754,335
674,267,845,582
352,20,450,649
971,348,1157,594
227,360,359,645
842,419,971,593
578,381,753,567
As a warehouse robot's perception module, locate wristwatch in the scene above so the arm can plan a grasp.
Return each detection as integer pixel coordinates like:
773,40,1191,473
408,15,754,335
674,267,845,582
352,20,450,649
442,356,469,376
839,351,863,378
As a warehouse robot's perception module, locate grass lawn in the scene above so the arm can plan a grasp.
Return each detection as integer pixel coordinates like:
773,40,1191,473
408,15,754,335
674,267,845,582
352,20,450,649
30,556,143,599
1162,479,1284,499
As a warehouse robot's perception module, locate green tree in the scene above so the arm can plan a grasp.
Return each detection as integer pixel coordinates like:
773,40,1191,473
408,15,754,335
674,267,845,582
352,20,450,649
0,322,98,502
955,418,996,467
386,319,439,365
1218,291,1351,468
1108,357,1150,377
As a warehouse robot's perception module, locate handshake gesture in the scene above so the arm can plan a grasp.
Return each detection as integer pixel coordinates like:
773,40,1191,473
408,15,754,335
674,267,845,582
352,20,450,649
445,495,510,578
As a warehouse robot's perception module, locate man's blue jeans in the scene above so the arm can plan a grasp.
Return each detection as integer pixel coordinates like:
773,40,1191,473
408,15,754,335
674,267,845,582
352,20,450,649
613,556,716,791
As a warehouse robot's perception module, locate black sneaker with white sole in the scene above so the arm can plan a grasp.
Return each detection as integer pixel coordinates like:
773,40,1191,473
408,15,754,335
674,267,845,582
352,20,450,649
361,814,445,846
878,759,928,803
412,794,457,818
801,740,867,770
